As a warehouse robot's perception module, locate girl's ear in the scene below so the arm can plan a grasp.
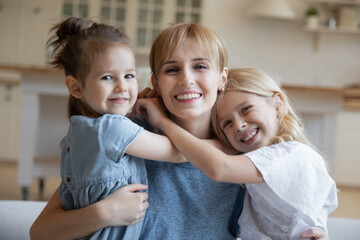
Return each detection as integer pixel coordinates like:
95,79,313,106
273,92,284,118
218,67,228,91
65,76,83,99
151,74,161,96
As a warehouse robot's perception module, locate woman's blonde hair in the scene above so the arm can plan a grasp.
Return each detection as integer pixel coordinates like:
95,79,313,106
212,68,312,148
150,23,228,84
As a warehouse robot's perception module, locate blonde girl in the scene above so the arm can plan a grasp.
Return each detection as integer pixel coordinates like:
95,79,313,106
136,67,337,239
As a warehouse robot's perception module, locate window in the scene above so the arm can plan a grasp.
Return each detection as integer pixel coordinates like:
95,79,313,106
135,0,165,49
100,0,127,31
174,0,202,23
62,0,89,19
60,0,203,51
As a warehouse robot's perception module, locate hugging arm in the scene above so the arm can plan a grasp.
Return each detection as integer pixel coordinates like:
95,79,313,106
134,98,262,184
30,184,148,240
125,129,186,163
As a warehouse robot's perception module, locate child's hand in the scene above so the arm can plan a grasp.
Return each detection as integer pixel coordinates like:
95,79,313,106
134,98,169,131
138,87,159,98
101,183,149,226
300,227,329,240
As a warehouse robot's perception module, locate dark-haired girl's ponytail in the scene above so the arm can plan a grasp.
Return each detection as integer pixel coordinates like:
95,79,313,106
47,17,94,72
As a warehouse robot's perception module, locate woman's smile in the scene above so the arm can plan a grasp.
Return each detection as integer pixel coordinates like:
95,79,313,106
174,91,202,102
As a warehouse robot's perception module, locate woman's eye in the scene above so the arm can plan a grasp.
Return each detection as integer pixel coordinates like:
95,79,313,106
194,64,207,70
125,74,135,79
164,67,179,74
101,75,112,81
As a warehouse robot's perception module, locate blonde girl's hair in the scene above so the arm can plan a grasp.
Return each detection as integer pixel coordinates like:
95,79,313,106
150,23,228,83
47,17,133,119
212,68,313,148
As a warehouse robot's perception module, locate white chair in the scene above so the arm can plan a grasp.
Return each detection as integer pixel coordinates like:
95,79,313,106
0,200,47,240
327,217,360,239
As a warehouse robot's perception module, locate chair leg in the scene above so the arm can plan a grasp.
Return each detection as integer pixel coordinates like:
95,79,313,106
21,187,28,200
39,178,45,198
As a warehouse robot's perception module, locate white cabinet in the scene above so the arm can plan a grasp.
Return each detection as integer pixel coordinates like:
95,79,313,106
0,82,22,162
0,0,204,67
0,0,62,66
334,111,360,186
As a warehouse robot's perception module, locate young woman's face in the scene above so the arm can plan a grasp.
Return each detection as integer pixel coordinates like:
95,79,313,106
217,90,280,153
81,46,138,116
156,38,225,121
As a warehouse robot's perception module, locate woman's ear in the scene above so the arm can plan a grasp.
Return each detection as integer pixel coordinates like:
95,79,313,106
151,74,161,96
218,67,228,91
65,76,83,99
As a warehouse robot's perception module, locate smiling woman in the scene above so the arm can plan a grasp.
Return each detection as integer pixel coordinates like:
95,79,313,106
153,38,227,121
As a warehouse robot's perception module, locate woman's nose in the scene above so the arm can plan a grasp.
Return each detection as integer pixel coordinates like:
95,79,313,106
178,68,195,86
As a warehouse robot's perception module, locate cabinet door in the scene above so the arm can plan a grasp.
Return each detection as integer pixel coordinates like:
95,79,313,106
0,0,22,64
0,84,21,162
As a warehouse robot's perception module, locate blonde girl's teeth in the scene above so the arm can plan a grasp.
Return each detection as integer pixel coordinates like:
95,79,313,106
243,130,257,141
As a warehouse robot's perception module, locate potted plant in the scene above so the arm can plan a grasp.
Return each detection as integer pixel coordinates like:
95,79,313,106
305,7,319,29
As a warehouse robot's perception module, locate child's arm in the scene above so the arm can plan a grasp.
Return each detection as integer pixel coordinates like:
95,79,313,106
135,98,263,184
126,128,186,163
30,184,148,240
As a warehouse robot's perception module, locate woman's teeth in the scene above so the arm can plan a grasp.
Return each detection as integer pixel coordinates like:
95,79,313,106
176,93,201,100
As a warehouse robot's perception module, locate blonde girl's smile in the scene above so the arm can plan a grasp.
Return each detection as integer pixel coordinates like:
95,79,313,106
218,90,281,153
240,128,259,144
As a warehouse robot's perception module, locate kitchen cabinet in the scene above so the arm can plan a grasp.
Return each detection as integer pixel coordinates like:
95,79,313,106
334,110,360,186
0,0,203,67
0,81,22,162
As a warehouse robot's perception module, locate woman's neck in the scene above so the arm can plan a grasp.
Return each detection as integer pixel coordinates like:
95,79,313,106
170,112,212,139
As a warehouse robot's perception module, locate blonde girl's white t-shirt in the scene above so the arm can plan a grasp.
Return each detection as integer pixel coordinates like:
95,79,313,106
238,141,338,240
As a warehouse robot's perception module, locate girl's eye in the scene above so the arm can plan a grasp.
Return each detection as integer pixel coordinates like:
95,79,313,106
222,120,232,129
125,74,135,79
101,75,112,81
241,105,252,113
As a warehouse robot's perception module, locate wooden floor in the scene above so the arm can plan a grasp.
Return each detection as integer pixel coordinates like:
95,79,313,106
1,161,360,219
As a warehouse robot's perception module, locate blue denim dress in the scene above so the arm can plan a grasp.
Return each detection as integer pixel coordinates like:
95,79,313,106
60,114,147,240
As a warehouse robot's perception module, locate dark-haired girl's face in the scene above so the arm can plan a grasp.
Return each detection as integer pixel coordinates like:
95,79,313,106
156,38,226,123
81,46,138,116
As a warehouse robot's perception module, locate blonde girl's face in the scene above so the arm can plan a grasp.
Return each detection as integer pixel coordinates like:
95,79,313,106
156,38,226,121
217,90,282,153
81,46,138,116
